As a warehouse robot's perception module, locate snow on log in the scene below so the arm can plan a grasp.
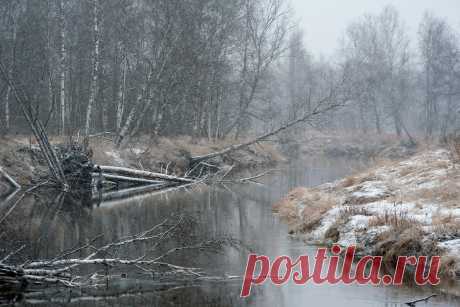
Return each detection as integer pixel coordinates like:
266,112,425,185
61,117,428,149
92,173,164,185
95,165,194,184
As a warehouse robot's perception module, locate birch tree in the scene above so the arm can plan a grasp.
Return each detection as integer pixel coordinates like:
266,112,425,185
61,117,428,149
58,0,66,135
84,0,100,136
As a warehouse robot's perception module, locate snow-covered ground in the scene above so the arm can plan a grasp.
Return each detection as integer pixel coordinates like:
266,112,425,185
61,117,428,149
274,149,460,277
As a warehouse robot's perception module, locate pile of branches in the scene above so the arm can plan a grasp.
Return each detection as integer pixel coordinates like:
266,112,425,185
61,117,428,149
0,215,240,303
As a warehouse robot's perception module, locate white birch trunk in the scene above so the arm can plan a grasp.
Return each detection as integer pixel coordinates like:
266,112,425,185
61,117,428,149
116,53,126,131
85,0,100,136
4,25,16,133
59,0,66,135
5,81,10,132
115,70,152,145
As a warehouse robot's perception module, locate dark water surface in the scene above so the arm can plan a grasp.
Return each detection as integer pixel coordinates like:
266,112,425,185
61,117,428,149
2,157,460,306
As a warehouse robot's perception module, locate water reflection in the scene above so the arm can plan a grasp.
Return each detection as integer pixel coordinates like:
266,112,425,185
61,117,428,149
1,157,459,306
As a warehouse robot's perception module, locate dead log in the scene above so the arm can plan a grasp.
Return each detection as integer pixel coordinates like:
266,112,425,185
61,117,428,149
92,173,164,185
0,167,20,190
95,165,194,184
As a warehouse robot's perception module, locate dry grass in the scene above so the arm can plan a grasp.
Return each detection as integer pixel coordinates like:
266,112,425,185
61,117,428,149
398,165,415,177
323,206,372,243
276,188,336,234
375,225,441,275
298,192,336,232
414,183,460,206
339,176,357,188
368,208,420,230
340,206,372,216
439,255,460,280
338,172,377,189
272,187,309,212
432,213,460,238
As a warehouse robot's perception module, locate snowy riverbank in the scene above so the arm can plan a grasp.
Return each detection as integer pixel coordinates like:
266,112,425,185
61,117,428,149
0,135,284,187
273,148,460,280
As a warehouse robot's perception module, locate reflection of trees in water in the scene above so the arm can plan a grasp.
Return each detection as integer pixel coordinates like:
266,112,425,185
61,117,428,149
0,190,94,262
0,182,276,306
21,282,258,307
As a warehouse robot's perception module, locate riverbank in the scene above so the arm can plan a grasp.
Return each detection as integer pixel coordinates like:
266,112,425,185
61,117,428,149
0,135,285,187
281,130,418,160
273,147,460,282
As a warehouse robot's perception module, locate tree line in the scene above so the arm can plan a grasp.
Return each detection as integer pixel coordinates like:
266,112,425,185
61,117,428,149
0,2,459,143
282,6,460,142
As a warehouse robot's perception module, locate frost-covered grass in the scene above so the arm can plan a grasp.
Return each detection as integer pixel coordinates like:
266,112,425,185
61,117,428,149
273,149,460,279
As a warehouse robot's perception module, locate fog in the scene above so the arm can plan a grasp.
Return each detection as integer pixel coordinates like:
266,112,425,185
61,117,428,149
291,0,460,56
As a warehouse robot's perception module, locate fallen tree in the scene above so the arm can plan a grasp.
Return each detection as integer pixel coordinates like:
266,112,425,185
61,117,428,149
0,215,239,304
191,92,348,165
95,165,195,184
0,62,69,191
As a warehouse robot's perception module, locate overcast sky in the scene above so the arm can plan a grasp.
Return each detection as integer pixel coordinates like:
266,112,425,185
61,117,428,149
289,0,460,57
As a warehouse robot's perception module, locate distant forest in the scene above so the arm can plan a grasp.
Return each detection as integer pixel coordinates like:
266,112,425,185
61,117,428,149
0,0,459,143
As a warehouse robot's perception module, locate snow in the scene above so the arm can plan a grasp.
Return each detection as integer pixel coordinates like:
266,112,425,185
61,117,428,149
349,181,390,199
278,149,460,259
439,239,460,255
132,148,143,155
105,150,125,166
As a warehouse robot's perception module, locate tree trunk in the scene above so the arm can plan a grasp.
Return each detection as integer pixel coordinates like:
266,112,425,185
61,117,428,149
4,25,16,134
116,52,126,132
95,165,194,184
85,0,100,136
59,0,66,135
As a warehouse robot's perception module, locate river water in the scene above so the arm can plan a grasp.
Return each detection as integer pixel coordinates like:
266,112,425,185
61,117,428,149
2,157,460,306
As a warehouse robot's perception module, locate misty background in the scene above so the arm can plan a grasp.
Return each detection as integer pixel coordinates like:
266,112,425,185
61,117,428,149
0,0,459,145
291,0,460,57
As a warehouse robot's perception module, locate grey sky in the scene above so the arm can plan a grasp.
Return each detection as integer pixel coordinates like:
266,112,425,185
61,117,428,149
289,0,460,57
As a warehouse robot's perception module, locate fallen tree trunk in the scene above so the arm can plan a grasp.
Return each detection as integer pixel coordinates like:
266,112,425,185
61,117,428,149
95,165,194,184
0,167,20,190
0,62,68,191
191,100,344,165
92,173,164,186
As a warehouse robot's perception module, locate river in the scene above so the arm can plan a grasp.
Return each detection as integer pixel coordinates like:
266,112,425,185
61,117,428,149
2,157,460,306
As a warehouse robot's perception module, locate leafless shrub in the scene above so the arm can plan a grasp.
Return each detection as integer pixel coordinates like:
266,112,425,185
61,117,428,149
432,213,460,238
340,206,372,216
368,207,420,230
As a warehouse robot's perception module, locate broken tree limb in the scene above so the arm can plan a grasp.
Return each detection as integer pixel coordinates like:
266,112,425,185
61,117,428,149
219,169,279,184
405,294,437,306
0,167,20,190
191,97,346,165
95,165,195,184
0,62,69,191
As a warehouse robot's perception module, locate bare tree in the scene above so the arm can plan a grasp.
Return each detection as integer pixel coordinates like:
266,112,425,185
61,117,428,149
419,12,460,140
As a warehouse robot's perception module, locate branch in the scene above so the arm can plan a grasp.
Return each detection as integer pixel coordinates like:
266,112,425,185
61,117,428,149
0,166,20,189
191,93,347,165
405,294,437,306
219,169,279,184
